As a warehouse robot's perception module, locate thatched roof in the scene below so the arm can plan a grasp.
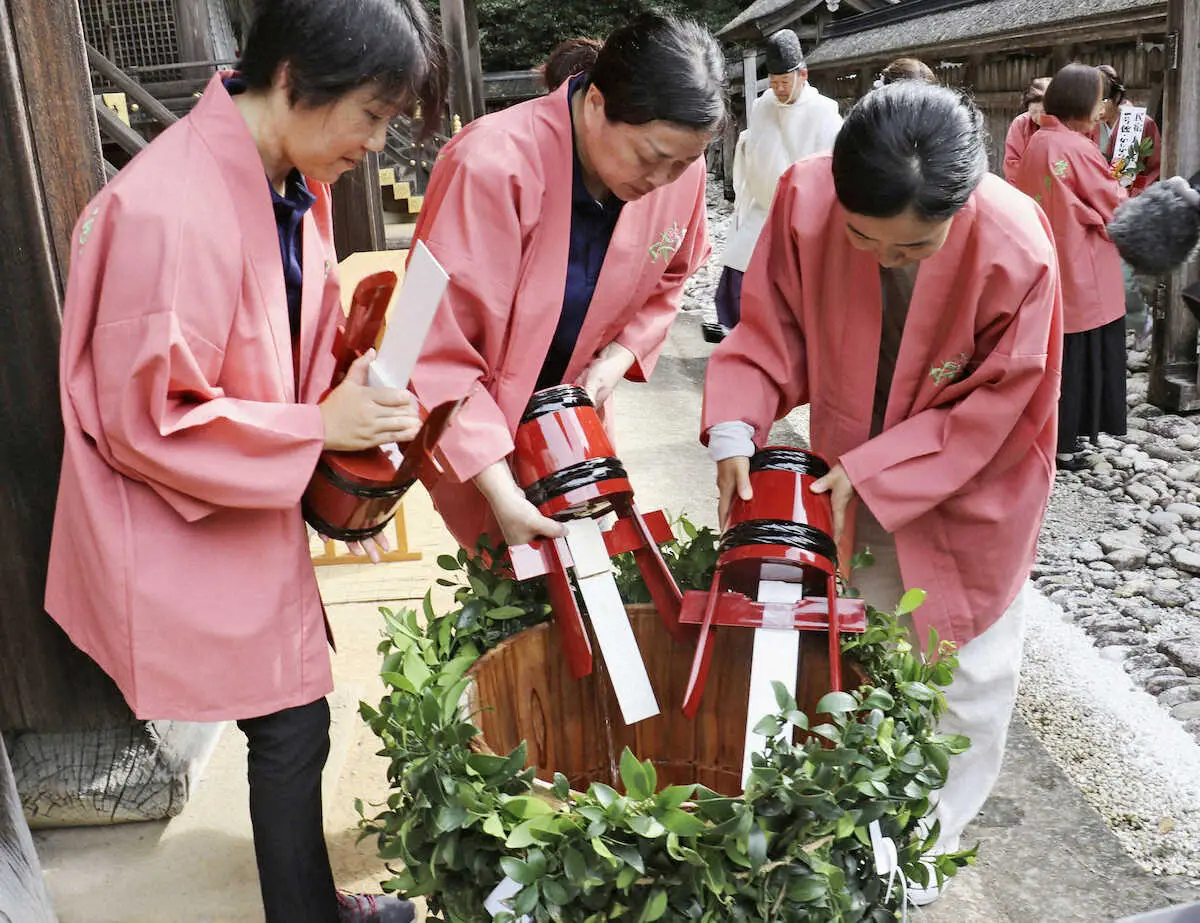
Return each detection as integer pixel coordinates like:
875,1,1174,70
806,0,1164,66
718,0,797,37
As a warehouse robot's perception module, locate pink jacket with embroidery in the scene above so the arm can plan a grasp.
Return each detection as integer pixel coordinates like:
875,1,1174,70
45,73,341,721
703,155,1063,648
1014,117,1126,334
409,80,711,547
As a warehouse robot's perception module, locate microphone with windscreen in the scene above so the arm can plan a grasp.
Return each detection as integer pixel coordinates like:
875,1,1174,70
1108,174,1200,275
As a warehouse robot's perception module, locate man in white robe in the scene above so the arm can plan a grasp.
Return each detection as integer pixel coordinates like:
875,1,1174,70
705,29,843,342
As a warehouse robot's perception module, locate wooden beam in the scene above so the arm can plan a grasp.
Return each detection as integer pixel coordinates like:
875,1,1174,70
0,736,56,922
331,151,387,259
441,0,485,122
86,42,179,128
1150,0,1200,410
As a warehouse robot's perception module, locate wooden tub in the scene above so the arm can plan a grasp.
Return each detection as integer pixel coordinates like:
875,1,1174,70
467,603,867,796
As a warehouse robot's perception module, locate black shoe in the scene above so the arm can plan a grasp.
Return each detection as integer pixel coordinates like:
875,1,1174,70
702,322,727,344
1055,453,1090,473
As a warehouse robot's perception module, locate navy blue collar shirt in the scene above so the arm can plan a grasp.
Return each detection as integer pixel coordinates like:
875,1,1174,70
536,73,626,391
224,75,316,342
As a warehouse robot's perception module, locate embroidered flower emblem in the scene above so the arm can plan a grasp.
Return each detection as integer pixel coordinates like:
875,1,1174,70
77,206,100,252
648,222,686,264
1052,159,1069,179
929,352,970,386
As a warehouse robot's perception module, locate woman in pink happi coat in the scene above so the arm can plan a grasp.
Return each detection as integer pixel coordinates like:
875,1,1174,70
1015,64,1127,471
408,12,719,549
703,83,1062,905
1096,64,1162,196
1003,76,1050,182
44,2,442,921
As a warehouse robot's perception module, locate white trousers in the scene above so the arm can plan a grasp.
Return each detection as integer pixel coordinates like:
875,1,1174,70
852,507,1027,852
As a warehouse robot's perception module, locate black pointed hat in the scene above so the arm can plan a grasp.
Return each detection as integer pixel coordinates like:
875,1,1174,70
764,29,804,74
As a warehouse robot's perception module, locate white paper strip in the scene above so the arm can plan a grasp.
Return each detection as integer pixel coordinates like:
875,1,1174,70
564,519,660,725
368,240,450,391
742,579,805,787
484,876,531,923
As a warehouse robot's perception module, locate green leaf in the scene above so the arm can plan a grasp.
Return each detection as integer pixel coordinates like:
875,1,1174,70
563,847,587,883
436,553,460,571
610,842,645,873
616,865,639,890
638,889,669,923
747,825,767,872
591,783,620,809
502,796,553,819
482,813,505,839
620,748,653,800
896,587,927,615
499,856,537,886
752,715,783,737
772,680,798,712
815,691,858,715
487,605,527,620
659,808,707,837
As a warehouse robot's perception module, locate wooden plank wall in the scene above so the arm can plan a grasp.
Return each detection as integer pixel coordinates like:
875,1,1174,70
813,40,1167,175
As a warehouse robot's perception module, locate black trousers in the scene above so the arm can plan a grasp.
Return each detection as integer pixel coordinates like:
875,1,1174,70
238,698,339,923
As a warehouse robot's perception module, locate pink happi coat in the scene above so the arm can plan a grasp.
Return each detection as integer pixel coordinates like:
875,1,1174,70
1014,116,1127,334
45,73,342,721
409,80,711,547
703,155,1063,648
1003,111,1039,183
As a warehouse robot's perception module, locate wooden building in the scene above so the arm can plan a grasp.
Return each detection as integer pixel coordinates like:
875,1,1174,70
804,0,1168,173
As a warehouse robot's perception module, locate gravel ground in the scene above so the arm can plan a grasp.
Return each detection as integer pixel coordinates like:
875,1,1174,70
1022,339,1200,882
685,174,1200,882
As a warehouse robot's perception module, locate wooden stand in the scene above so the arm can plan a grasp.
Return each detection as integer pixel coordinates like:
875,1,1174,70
468,605,866,797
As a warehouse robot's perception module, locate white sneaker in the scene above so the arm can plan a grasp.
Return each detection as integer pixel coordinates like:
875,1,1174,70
906,874,947,907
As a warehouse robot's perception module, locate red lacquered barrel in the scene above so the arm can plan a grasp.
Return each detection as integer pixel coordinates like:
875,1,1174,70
302,270,417,541
718,447,838,596
512,386,633,519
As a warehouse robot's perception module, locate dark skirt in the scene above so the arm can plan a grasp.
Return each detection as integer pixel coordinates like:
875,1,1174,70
1058,316,1127,453
714,266,744,330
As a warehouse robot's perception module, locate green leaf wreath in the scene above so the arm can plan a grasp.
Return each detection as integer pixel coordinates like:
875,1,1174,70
357,519,973,922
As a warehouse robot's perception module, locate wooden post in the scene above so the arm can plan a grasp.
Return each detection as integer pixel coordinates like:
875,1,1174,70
331,151,387,259
743,48,758,125
175,0,237,77
0,0,125,735
1150,0,1200,411
6,0,103,286
0,736,56,923
441,0,485,123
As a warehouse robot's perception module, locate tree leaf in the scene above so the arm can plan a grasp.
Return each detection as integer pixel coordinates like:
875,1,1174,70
620,748,652,800
895,587,928,615
499,856,537,886
437,553,460,571
638,889,669,923
815,691,858,715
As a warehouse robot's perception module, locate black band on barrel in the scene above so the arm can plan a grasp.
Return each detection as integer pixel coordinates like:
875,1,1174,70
315,458,416,500
520,385,595,424
749,448,830,479
524,457,628,510
719,518,838,564
302,507,395,542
